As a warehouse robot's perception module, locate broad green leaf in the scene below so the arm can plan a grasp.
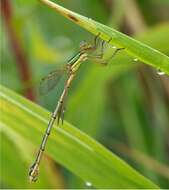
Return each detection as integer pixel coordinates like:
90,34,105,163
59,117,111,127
0,85,158,188
39,0,169,75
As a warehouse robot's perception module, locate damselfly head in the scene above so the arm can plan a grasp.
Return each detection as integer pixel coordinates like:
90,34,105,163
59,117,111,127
79,40,92,51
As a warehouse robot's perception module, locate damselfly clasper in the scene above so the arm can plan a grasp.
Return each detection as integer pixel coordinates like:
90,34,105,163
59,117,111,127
29,33,125,182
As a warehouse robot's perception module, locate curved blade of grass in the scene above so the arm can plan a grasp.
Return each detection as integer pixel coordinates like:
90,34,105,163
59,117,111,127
67,23,169,137
39,0,169,75
0,85,159,188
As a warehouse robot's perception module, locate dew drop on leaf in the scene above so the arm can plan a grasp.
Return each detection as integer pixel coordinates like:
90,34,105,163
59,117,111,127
133,58,138,62
85,181,92,187
157,68,165,76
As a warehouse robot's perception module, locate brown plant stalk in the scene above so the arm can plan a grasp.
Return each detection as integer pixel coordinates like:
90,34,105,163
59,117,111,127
1,0,35,101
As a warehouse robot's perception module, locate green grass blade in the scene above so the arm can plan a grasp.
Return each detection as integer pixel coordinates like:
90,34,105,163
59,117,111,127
39,0,169,75
66,23,169,137
0,85,159,188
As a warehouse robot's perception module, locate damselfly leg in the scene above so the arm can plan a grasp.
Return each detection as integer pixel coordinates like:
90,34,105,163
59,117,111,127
89,47,125,66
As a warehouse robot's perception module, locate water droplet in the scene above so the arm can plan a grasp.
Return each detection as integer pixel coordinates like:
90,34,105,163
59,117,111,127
157,68,165,76
133,58,138,62
112,46,117,49
85,181,92,187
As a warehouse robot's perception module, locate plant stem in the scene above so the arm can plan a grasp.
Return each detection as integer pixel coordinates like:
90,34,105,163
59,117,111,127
1,0,35,101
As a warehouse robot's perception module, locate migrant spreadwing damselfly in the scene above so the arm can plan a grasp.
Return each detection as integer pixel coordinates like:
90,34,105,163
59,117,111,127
29,33,125,182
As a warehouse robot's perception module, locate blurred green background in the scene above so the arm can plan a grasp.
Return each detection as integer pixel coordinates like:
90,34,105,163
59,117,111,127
1,0,169,188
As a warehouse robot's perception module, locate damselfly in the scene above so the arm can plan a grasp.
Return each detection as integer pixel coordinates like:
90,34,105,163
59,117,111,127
29,33,124,182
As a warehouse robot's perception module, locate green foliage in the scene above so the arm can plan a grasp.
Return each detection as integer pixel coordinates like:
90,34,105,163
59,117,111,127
0,85,159,189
